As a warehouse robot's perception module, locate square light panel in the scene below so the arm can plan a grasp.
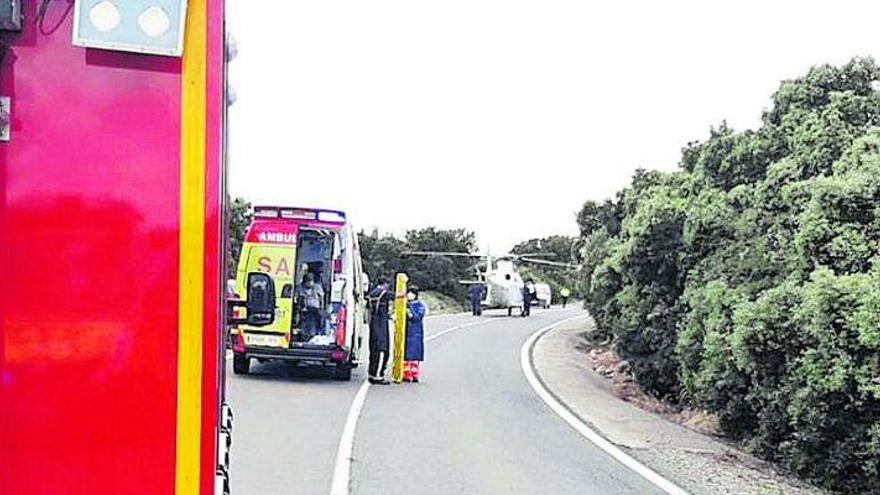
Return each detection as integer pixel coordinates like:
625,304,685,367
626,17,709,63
73,0,188,57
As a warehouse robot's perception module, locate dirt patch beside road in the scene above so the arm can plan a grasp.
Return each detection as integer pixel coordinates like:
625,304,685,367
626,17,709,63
531,316,827,495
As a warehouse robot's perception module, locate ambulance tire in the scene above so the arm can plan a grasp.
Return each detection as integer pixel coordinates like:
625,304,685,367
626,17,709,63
232,353,250,375
334,362,352,381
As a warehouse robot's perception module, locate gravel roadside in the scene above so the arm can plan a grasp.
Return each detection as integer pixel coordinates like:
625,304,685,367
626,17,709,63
531,316,828,495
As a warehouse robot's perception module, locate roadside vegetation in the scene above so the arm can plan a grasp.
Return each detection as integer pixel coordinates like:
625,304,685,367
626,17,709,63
357,227,477,301
511,235,583,301
419,291,467,314
228,196,254,274
577,57,880,493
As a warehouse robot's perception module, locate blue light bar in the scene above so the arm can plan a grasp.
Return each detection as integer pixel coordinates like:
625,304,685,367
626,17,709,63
254,206,347,224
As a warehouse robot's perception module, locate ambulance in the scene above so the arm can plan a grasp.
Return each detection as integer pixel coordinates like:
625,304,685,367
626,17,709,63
231,206,368,380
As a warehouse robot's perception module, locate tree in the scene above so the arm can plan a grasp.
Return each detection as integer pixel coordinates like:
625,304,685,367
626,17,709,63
580,57,880,492
228,197,252,275
358,227,478,301
403,228,477,301
511,235,581,300
358,229,406,284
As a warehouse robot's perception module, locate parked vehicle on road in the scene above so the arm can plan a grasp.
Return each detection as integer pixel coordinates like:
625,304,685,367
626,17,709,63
0,2,276,493
231,206,368,380
533,283,552,309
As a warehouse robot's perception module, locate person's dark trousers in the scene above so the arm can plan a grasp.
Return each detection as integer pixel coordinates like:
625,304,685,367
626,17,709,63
368,347,389,378
302,308,320,336
471,300,481,316
368,314,389,379
522,301,531,317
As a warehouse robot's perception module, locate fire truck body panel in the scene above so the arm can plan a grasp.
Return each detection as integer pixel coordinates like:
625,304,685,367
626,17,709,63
0,1,225,494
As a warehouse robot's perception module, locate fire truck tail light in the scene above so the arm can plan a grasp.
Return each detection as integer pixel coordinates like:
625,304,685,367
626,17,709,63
335,306,347,347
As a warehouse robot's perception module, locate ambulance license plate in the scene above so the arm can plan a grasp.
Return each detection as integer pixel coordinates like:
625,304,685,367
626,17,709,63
245,334,281,347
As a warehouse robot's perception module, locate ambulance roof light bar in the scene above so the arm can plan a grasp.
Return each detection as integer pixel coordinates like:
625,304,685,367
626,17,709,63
253,206,347,224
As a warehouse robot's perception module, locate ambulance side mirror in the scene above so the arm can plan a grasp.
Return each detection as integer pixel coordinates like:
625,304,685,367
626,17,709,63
228,272,276,327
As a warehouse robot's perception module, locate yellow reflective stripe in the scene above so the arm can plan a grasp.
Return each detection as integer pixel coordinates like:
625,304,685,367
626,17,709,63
176,1,207,494
391,273,409,382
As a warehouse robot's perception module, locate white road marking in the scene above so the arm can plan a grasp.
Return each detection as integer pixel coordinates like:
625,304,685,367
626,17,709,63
425,311,469,320
424,319,485,342
520,317,690,495
330,378,371,495
328,318,493,495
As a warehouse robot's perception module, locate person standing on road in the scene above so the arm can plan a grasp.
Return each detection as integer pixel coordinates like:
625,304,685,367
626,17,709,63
468,282,484,316
367,277,393,385
521,281,532,317
560,287,571,308
403,285,427,383
298,272,324,337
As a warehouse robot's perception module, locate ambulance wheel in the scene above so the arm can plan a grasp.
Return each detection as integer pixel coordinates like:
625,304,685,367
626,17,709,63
232,353,250,375
334,362,352,381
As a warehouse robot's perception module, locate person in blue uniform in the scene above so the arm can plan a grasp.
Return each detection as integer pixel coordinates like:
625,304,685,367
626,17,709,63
521,281,532,317
403,285,427,382
468,282,484,316
298,272,324,337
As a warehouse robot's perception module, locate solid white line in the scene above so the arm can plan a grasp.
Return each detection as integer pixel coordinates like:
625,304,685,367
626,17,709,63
425,319,486,343
520,317,690,495
328,318,494,495
330,378,371,495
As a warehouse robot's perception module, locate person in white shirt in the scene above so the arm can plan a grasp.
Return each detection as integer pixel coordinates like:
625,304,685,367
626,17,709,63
298,272,324,336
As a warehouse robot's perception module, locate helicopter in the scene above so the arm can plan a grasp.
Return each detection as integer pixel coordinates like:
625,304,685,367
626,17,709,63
401,250,578,316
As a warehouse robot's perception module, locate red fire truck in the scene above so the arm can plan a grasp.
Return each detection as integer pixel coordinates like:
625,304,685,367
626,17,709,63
0,2,274,494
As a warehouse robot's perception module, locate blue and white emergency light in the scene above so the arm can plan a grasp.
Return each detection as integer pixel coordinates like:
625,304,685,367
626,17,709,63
73,0,188,57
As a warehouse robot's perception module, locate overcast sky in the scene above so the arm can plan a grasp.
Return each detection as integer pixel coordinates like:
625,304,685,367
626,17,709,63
226,0,879,252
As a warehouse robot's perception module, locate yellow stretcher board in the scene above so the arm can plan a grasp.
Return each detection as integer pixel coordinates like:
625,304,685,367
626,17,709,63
392,273,409,383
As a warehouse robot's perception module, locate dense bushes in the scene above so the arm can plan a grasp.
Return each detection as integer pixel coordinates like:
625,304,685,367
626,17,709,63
358,227,477,301
579,57,880,492
511,235,583,301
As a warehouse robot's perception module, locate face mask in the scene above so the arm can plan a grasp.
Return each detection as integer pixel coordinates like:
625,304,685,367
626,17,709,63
407,293,416,301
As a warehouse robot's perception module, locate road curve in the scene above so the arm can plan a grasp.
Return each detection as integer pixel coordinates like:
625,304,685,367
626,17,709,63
229,309,663,494
227,313,483,495
351,308,661,494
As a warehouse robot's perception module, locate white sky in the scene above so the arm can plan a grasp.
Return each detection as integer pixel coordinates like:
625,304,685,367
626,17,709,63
226,0,879,252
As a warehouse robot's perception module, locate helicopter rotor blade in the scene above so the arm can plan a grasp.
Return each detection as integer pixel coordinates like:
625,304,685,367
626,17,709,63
401,251,486,258
519,257,581,269
508,252,555,258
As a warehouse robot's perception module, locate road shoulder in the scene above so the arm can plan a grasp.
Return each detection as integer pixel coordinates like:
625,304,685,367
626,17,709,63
531,316,826,495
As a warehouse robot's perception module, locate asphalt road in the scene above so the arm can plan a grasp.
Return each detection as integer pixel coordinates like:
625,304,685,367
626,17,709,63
227,308,662,495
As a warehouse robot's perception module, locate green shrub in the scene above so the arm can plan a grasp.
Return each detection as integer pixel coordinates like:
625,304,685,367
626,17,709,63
580,57,880,492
